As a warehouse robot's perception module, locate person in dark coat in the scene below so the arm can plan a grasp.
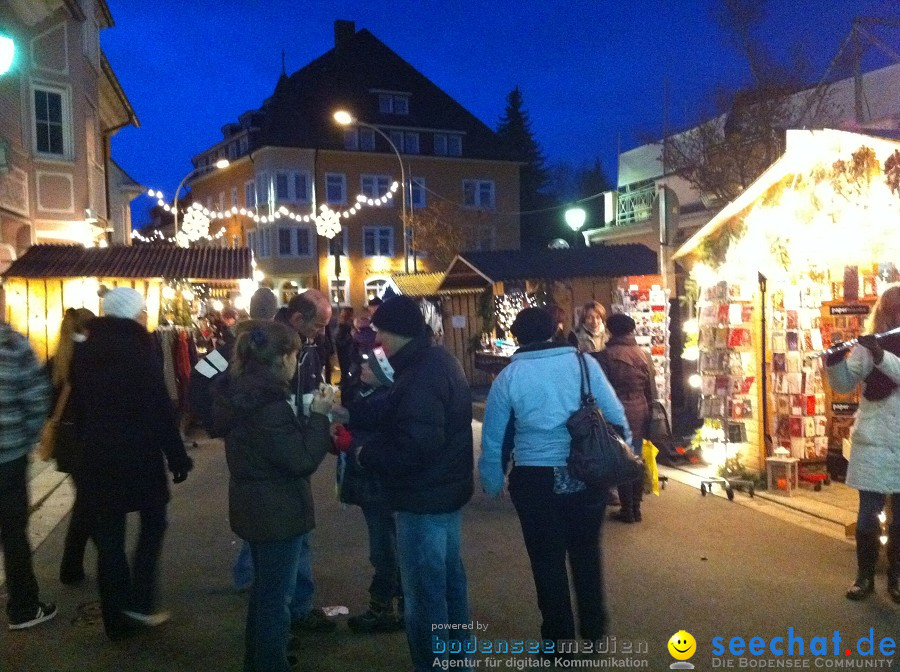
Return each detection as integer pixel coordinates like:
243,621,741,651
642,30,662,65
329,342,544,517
213,320,334,672
336,346,403,634
69,288,193,639
593,312,657,523
358,296,474,672
39,307,95,585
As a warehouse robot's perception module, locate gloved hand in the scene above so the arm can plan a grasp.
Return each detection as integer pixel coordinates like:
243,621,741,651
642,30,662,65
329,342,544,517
331,424,353,455
171,456,194,484
825,343,848,367
857,334,884,364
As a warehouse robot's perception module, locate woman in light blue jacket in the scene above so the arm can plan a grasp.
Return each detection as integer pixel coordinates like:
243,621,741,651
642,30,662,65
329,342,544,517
825,285,900,604
479,307,630,649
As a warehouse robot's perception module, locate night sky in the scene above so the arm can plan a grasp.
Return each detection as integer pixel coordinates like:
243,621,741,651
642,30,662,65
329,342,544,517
101,0,900,227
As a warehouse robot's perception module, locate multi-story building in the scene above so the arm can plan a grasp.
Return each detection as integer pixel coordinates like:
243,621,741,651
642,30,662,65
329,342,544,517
0,0,139,274
187,20,520,309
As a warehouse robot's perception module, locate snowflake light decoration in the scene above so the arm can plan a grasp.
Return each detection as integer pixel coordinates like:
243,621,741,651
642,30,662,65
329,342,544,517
176,206,211,248
315,207,342,239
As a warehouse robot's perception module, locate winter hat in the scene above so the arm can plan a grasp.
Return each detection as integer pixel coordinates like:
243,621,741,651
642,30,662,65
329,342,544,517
249,287,278,320
102,287,146,320
371,295,425,339
606,312,636,337
510,307,555,345
364,346,394,385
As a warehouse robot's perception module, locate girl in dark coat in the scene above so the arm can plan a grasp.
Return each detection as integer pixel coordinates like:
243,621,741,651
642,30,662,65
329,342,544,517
69,288,193,639
593,313,657,523
214,320,334,672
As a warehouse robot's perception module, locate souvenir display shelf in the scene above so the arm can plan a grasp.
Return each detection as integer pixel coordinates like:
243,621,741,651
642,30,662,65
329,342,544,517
611,279,670,418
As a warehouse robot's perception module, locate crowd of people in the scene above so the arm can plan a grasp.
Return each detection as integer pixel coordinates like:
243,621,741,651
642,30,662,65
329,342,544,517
2,289,897,672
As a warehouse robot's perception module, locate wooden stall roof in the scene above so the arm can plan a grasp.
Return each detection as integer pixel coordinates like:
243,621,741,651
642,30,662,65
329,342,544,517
388,272,446,297
437,244,658,293
2,244,253,281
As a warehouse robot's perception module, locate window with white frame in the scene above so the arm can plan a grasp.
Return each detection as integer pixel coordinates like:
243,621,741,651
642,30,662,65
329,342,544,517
256,173,271,210
363,226,394,257
361,175,391,200
231,188,238,208
275,173,290,201
277,225,313,258
218,192,225,211
463,179,496,209
293,172,310,202
409,177,426,208
247,230,258,255
343,129,358,151
404,132,419,155
378,93,410,115
245,180,256,208
239,136,248,155
258,227,272,258
359,128,375,151
325,173,346,204
389,130,404,153
33,86,70,158
447,134,462,156
330,279,349,306
365,278,389,302
434,134,447,156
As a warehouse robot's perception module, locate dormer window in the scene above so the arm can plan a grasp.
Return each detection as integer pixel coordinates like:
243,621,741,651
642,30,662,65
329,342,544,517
378,93,409,115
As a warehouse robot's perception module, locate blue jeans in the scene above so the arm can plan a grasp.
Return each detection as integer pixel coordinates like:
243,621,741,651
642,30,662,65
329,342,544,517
395,510,470,672
362,504,401,605
233,535,315,618
245,534,305,672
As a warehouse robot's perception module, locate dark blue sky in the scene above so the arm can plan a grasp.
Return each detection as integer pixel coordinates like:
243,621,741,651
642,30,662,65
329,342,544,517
102,0,899,226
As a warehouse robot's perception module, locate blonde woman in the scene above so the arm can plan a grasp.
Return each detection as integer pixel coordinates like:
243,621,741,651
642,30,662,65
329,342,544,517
825,285,900,603
40,308,95,584
568,301,608,353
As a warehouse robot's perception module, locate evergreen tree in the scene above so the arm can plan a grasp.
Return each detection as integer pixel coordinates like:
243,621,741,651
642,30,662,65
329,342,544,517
496,87,552,249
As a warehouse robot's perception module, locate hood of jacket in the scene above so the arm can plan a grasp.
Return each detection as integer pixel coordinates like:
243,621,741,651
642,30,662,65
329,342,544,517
227,361,290,413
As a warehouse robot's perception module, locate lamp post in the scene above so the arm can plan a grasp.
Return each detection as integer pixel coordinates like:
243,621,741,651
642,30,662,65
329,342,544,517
564,207,586,248
171,158,229,247
0,30,15,76
333,111,409,273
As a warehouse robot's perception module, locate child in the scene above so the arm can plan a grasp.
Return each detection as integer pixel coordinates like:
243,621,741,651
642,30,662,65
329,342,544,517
334,346,403,633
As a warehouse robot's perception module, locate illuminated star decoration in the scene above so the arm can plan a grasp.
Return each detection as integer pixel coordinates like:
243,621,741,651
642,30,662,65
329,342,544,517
176,204,211,248
315,206,342,239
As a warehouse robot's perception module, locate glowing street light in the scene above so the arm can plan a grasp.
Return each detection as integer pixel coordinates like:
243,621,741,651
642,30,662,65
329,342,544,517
564,207,587,247
173,158,229,247
333,110,410,272
0,31,15,76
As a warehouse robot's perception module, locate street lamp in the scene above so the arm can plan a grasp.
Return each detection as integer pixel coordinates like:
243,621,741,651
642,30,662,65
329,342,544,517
172,158,229,247
0,33,15,76
333,110,409,273
564,207,587,248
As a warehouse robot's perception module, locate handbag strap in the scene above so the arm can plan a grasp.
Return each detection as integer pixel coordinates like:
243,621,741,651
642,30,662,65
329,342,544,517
576,351,593,404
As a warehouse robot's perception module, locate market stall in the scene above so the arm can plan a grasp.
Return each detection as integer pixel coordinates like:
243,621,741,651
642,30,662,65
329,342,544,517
1,243,253,362
672,129,900,480
435,245,660,386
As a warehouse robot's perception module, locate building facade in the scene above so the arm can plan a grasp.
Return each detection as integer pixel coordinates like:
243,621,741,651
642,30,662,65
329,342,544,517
0,0,138,273
187,20,520,309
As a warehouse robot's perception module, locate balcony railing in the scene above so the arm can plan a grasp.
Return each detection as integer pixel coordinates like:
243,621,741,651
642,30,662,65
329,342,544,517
616,183,655,225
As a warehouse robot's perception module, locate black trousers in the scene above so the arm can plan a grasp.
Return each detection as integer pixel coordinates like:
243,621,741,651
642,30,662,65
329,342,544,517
60,469,94,578
93,503,167,636
0,456,40,621
508,466,607,643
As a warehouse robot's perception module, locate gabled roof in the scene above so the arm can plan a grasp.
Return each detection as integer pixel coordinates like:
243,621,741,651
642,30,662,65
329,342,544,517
388,272,446,297
246,26,511,161
438,245,658,293
2,245,252,281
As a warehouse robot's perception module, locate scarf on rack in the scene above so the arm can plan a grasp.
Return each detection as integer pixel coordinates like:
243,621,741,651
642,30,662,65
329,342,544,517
863,333,900,401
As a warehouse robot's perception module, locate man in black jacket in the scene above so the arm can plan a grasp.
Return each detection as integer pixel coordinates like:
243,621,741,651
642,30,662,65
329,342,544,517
358,295,474,672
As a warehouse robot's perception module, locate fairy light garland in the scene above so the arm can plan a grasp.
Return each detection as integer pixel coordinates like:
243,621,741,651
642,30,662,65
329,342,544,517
144,181,400,241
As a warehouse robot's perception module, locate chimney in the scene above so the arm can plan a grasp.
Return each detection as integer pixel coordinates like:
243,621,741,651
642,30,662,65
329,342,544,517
334,20,356,49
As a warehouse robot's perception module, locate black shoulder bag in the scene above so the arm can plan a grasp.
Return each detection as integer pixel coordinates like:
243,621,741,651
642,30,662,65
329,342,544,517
566,351,644,486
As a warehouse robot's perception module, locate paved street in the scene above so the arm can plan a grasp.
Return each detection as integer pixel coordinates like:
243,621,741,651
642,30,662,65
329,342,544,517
2,426,898,671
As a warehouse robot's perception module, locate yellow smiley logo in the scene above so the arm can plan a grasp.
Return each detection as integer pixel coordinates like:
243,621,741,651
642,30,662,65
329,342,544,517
668,630,697,661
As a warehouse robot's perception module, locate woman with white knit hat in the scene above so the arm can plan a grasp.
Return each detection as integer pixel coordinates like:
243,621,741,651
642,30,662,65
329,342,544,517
69,287,194,639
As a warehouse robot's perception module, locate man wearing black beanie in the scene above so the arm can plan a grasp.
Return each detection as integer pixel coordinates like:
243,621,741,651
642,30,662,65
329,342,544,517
358,295,475,672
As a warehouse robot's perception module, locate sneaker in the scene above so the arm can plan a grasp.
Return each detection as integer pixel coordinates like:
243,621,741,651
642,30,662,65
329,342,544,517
9,602,58,630
122,609,171,626
291,607,336,633
347,606,404,634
